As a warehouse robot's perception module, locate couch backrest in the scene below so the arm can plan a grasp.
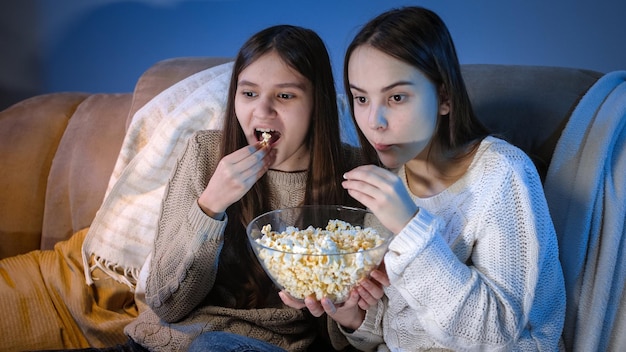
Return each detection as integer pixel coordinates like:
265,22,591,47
462,64,602,179
40,93,132,249
0,93,90,258
0,57,603,259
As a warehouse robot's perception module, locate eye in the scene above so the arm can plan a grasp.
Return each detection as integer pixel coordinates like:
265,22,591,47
242,91,257,98
354,96,368,105
278,93,295,100
389,94,405,103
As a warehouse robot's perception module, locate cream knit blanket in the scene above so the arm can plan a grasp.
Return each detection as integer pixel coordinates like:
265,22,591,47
544,70,626,351
82,61,234,288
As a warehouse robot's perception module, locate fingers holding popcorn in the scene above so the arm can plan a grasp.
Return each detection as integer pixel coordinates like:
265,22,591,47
199,144,276,216
343,165,418,234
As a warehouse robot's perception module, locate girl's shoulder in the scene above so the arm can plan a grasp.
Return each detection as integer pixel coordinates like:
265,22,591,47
477,136,535,169
192,129,222,145
183,129,223,173
188,130,222,156
474,136,543,186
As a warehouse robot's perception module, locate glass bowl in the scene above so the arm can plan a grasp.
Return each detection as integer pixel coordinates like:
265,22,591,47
247,205,392,303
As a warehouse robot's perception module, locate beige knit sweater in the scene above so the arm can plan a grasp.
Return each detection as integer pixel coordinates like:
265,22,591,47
125,130,357,351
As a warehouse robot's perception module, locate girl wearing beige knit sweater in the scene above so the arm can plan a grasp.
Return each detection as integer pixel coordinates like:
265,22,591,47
122,25,363,352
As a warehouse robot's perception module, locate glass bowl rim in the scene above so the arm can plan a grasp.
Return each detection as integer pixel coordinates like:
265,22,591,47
246,204,393,256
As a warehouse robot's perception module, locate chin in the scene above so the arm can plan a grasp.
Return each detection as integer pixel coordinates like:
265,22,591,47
378,152,408,169
379,158,401,169
375,151,392,164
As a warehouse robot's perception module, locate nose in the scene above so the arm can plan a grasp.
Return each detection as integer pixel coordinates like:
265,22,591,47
368,104,388,130
254,95,276,119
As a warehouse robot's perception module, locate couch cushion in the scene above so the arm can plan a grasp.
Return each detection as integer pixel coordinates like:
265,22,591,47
41,93,131,250
462,64,602,179
126,57,232,127
0,93,89,259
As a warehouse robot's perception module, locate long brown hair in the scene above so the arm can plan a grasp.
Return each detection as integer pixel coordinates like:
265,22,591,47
214,25,349,308
344,6,489,164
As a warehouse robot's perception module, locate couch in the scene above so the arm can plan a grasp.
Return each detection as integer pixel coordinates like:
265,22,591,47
0,58,602,259
1,58,623,351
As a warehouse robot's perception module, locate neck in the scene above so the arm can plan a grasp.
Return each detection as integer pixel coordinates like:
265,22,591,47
272,144,310,172
404,143,477,198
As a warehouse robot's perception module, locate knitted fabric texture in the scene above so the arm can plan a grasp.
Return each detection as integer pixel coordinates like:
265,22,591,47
344,137,565,352
125,130,355,351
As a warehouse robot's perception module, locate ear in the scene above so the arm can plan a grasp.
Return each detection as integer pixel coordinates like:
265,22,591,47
438,85,451,116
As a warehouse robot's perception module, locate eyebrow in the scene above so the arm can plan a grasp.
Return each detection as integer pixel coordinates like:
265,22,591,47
238,80,307,91
350,80,414,93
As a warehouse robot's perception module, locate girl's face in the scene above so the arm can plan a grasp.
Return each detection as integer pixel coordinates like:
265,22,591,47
235,51,313,171
348,45,450,169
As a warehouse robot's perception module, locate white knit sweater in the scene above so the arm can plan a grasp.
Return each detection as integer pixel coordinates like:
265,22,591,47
344,137,565,351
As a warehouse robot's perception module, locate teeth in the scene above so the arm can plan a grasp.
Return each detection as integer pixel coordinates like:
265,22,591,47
256,128,276,145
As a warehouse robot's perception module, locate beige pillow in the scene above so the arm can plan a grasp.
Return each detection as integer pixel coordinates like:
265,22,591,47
127,56,233,128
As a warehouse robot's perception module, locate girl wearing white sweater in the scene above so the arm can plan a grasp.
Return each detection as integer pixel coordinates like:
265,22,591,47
282,6,566,351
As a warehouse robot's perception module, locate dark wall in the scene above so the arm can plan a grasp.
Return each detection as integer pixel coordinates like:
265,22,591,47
2,0,625,111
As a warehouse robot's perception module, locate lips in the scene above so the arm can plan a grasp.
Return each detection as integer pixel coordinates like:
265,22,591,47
373,143,392,151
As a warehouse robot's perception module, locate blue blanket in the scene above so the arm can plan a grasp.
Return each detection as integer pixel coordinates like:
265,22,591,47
545,70,626,351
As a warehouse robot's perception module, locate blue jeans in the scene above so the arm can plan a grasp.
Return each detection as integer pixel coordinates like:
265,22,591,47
188,331,287,352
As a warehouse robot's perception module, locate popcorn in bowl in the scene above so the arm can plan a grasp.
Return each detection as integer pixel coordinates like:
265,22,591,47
247,205,392,303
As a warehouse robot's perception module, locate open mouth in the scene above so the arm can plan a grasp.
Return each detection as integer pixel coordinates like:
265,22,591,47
255,128,281,146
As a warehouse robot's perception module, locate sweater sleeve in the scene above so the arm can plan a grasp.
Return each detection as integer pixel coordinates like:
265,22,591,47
341,297,386,351
145,131,226,323
384,156,556,350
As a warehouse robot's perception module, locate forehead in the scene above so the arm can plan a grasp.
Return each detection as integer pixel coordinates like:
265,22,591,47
348,46,422,88
238,51,309,89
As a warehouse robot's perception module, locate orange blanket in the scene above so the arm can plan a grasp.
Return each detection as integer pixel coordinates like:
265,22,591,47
0,229,137,351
